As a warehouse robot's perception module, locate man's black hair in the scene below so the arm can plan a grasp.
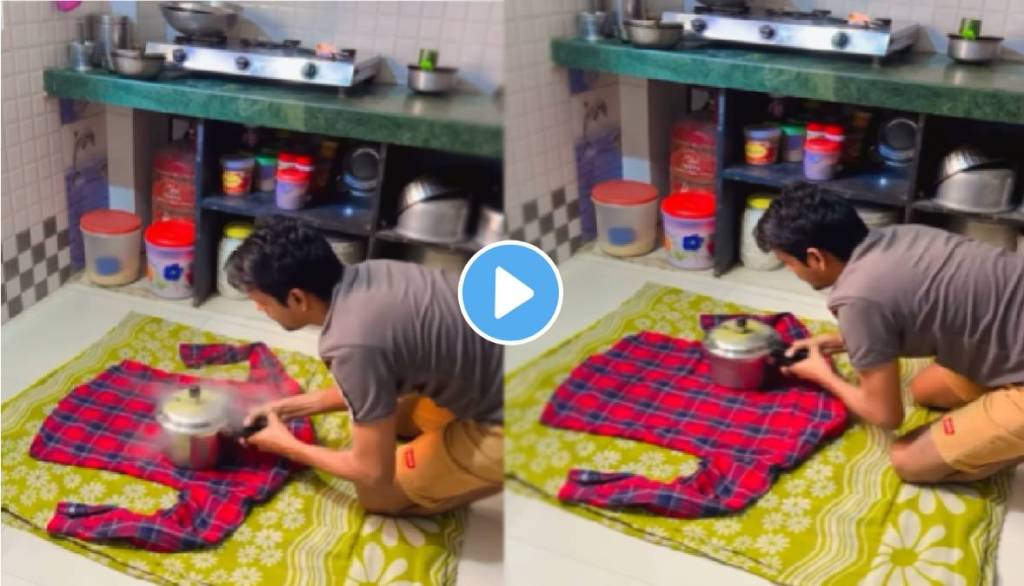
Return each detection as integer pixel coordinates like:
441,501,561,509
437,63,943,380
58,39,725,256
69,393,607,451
225,215,342,304
754,183,869,263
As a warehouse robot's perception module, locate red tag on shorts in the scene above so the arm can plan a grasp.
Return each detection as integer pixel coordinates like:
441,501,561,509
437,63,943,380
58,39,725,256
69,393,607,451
942,417,955,435
404,448,416,469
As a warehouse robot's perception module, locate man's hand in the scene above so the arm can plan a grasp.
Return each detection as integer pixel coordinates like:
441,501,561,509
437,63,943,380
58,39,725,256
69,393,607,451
240,411,300,456
781,341,837,387
256,389,348,422
787,333,845,356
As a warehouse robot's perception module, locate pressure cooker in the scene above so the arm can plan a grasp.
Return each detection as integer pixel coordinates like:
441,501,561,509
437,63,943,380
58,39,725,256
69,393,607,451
702,317,807,389
156,385,268,469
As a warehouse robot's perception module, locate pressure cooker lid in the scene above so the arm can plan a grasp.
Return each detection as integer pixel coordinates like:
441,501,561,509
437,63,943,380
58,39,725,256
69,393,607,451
158,385,227,432
705,317,781,357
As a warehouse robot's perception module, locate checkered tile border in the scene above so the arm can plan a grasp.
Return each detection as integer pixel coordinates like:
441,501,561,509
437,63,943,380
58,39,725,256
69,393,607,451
2,214,74,323
508,187,586,263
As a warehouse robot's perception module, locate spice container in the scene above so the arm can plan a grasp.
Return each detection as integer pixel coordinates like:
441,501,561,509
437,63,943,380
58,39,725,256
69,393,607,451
591,180,659,257
221,155,254,195
806,122,827,140
312,140,340,197
740,194,781,271
662,190,716,270
276,168,310,210
254,154,277,192
804,139,841,181
670,116,717,193
780,123,806,163
824,124,846,146
844,110,873,163
217,221,254,299
743,124,781,166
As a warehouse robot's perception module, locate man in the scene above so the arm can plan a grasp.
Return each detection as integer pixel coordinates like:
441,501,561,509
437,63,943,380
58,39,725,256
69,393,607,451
225,216,503,515
754,185,1024,484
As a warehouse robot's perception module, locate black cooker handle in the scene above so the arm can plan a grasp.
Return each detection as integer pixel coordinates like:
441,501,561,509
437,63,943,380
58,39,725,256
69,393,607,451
771,347,810,367
236,414,268,438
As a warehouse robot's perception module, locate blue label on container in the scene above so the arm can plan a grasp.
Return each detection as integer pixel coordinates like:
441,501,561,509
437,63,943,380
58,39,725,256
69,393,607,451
607,226,637,246
94,256,122,276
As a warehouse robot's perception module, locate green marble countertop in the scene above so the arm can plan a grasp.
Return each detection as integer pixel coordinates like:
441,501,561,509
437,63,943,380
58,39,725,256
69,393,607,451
44,69,502,157
552,39,1024,125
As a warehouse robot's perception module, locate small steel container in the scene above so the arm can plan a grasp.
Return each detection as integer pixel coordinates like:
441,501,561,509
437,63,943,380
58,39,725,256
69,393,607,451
407,65,458,94
947,35,1003,64
157,385,227,469
703,317,783,389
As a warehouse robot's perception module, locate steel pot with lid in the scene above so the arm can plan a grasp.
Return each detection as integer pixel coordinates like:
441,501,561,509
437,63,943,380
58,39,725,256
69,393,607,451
157,384,228,469
703,317,787,389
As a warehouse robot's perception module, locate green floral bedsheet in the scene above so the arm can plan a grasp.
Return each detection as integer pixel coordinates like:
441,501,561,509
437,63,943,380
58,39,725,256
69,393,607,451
2,313,463,586
506,283,1010,586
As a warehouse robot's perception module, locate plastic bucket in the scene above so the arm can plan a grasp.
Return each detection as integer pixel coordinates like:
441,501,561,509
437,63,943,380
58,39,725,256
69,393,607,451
145,219,195,299
81,209,142,286
662,190,716,270
592,179,659,257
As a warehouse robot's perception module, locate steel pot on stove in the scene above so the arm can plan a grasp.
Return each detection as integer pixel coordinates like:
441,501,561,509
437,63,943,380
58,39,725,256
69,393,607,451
157,384,228,469
703,317,787,389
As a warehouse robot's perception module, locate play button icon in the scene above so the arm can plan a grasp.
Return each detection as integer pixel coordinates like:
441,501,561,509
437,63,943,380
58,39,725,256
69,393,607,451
494,267,534,319
459,240,563,345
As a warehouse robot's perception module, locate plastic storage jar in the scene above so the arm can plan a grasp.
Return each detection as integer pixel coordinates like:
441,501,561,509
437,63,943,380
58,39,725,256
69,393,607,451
670,116,717,193
80,209,142,286
145,219,196,299
276,168,310,210
780,123,806,163
806,122,827,140
591,179,659,257
221,155,255,195
294,154,315,175
217,221,254,299
743,124,781,166
804,139,841,181
255,154,277,192
824,124,846,146
277,152,298,171
661,190,716,270
740,194,781,270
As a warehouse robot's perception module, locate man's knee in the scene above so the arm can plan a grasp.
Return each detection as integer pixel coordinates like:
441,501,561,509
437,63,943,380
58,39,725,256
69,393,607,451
909,369,964,410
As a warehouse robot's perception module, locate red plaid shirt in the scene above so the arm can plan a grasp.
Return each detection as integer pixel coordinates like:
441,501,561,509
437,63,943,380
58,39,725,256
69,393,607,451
29,343,316,552
541,314,847,518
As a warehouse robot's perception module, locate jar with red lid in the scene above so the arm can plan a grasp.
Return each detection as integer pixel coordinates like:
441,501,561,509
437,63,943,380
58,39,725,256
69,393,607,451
80,209,142,286
806,122,827,140
804,139,842,181
144,219,196,299
661,190,716,270
276,168,310,210
591,179,660,257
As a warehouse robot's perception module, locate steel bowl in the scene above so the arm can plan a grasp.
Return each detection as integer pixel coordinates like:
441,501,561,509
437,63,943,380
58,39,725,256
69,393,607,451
947,35,1003,64
936,146,1003,185
113,49,165,79
407,65,458,94
157,385,227,470
160,1,241,37
625,20,683,49
934,167,1017,214
473,206,506,246
395,197,472,244
397,176,462,215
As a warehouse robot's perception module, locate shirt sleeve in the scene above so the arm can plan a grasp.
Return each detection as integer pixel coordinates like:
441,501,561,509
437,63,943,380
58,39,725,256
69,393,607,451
835,299,901,371
328,346,398,423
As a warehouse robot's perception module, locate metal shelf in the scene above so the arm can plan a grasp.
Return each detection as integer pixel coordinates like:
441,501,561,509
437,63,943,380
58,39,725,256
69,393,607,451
910,199,1024,227
722,162,911,206
201,192,375,236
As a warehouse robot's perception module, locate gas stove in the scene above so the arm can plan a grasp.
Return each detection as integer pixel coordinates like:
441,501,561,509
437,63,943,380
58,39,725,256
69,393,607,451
661,8,919,59
145,37,381,88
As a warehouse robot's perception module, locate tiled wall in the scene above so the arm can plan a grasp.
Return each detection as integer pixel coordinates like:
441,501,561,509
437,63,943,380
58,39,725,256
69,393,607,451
1,1,110,322
137,1,504,93
505,0,590,263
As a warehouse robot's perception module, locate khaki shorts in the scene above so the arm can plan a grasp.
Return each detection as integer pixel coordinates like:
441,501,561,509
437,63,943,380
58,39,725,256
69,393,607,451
393,396,503,509
929,368,1024,474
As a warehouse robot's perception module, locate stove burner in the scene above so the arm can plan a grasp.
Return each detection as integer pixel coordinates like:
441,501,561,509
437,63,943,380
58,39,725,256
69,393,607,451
239,38,315,56
175,34,226,48
765,9,833,20
694,5,750,15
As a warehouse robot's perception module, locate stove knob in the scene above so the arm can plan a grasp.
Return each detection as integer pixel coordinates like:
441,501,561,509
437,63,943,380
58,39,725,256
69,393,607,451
832,31,850,49
235,56,250,71
759,25,775,40
172,48,187,64
302,62,318,79
691,18,707,33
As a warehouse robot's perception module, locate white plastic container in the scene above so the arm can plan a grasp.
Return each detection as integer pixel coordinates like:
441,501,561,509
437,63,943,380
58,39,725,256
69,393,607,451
217,221,254,299
80,209,142,286
662,190,716,270
740,194,781,271
591,179,659,257
144,219,196,299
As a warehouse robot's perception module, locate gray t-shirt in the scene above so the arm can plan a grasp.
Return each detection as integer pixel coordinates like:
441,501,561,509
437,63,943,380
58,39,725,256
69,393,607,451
318,260,503,424
828,224,1024,387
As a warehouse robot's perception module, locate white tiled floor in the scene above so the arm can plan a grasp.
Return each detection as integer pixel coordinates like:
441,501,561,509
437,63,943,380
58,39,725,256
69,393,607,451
505,250,1024,586
0,282,502,586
